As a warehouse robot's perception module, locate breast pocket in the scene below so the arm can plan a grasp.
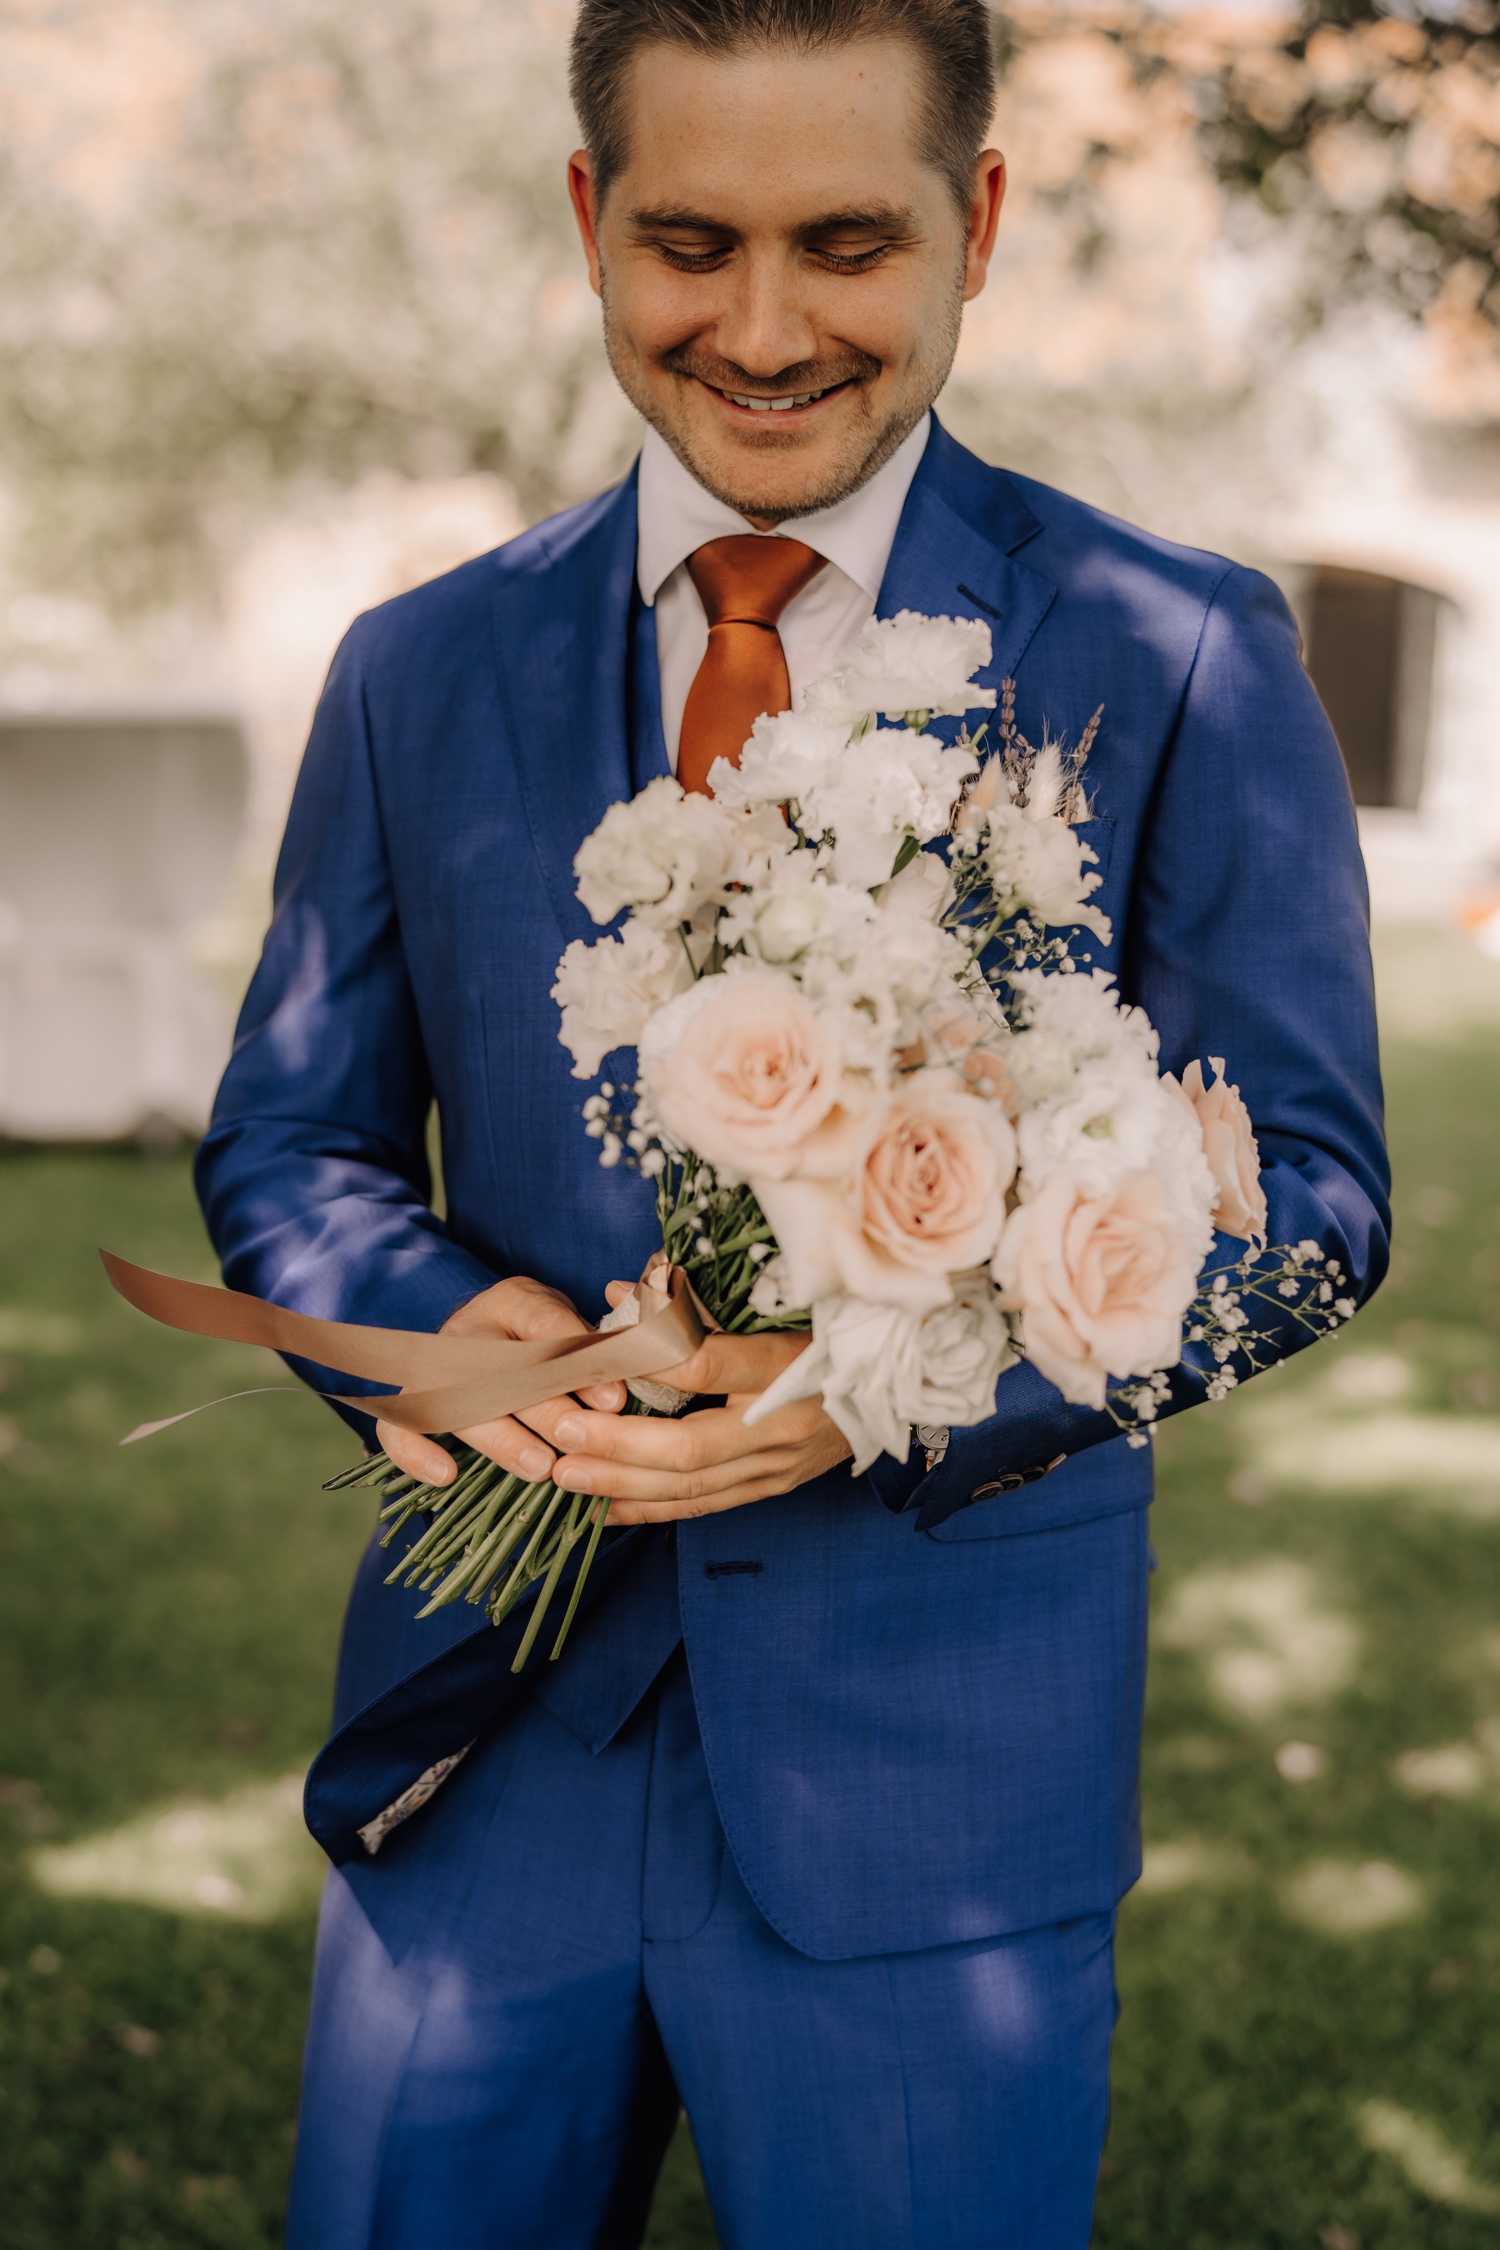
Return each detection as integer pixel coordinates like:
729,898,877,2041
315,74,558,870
1074,817,1114,885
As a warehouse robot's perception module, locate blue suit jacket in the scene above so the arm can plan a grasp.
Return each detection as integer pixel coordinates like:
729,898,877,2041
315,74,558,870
196,419,1388,1959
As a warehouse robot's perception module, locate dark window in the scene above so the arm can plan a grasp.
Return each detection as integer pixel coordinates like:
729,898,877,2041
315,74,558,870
1302,566,1438,810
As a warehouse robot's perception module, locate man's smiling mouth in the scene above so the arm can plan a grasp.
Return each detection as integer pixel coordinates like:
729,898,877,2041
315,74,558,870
713,380,849,413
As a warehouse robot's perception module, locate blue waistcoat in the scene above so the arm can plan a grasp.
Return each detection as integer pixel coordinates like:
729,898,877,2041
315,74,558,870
195,419,1388,1960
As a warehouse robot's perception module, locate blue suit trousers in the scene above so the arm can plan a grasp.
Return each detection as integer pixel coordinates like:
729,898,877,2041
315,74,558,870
288,1649,1117,2250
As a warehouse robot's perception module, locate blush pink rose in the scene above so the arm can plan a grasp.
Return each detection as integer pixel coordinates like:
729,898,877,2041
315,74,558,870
753,1070,1015,1315
640,971,843,1180
994,1167,1202,1409
857,1070,1016,1275
1171,1057,1267,1247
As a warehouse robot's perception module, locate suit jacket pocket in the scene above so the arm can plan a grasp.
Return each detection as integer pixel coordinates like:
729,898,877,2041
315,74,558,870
1074,816,1114,884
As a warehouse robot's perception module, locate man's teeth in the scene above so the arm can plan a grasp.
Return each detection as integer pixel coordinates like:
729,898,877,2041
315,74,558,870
725,387,828,412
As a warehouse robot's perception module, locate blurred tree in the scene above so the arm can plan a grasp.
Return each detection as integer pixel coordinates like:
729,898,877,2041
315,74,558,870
1200,0,1500,334
0,0,627,612
992,0,1500,355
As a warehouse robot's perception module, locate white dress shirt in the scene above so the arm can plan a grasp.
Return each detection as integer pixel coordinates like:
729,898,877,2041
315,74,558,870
636,413,931,771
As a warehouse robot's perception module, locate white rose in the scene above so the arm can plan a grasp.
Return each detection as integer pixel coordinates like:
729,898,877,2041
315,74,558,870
877,845,952,920
573,775,738,928
551,920,695,1079
743,1277,1017,1474
752,884,834,964
902,1272,1018,1429
805,610,997,726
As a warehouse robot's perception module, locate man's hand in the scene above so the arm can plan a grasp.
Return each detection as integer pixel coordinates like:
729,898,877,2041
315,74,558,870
547,1281,852,1525
375,1276,627,1489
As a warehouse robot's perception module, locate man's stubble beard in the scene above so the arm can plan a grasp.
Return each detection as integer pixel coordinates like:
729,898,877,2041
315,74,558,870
600,268,964,523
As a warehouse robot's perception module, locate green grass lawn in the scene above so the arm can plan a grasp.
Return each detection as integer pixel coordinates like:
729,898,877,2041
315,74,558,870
0,926,1497,2247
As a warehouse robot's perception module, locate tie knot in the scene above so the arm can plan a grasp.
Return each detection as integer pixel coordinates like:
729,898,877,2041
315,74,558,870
687,535,825,629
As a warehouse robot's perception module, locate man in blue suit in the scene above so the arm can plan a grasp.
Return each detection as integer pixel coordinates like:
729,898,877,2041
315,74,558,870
195,2,1389,2242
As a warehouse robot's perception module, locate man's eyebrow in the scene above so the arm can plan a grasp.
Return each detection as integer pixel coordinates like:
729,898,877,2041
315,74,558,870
798,204,919,234
625,205,736,232
623,202,919,235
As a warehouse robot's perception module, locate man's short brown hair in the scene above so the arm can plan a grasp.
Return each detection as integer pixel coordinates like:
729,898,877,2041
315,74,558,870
569,0,997,214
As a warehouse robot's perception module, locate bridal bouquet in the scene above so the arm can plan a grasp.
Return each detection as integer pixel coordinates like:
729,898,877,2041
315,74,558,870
331,611,1353,1665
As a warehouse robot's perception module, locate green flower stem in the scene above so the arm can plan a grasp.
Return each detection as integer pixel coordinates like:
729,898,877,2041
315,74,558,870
509,1497,590,1671
548,1495,611,1661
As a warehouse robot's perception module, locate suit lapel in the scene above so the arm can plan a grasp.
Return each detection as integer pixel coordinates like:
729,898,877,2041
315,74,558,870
492,469,641,947
876,420,1057,703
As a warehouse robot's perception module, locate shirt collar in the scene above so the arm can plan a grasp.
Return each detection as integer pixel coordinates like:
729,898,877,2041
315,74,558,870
635,411,931,608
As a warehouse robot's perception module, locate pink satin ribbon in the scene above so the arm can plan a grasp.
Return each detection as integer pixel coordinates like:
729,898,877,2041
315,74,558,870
101,1250,708,1438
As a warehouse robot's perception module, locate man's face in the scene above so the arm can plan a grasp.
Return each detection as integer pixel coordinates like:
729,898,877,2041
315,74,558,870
569,39,1004,525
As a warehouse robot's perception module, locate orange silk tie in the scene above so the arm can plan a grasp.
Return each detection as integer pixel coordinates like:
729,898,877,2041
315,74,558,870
677,535,827,796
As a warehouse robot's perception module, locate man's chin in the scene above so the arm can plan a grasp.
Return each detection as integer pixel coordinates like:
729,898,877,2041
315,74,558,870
663,413,907,524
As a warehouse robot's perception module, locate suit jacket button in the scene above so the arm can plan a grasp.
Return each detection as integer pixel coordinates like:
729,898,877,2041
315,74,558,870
968,1453,1067,1502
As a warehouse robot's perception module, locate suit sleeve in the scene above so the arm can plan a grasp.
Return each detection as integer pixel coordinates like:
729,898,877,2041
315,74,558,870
194,616,500,1430
874,562,1391,1531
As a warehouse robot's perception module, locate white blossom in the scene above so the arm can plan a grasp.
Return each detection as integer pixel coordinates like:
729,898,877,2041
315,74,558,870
719,860,873,970
794,904,968,1076
744,1274,1016,1473
551,919,695,1079
981,803,1109,937
1018,1061,1185,1199
799,728,978,891
1005,970,1158,1106
573,774,738,928
707,709,852,812
804,610,997,726
877,845,952,920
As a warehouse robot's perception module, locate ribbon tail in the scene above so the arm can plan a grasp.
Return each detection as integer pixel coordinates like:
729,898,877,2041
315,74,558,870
120,1386,307,1445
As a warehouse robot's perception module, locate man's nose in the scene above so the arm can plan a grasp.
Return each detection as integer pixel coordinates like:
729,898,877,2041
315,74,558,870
709,253,819,381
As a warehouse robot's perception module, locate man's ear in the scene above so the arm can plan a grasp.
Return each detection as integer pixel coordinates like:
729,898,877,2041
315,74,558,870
568,150,604,298
963,150,1006,303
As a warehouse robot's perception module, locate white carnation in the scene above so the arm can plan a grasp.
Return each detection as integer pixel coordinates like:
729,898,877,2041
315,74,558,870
744,1276,1016,1474
983,804,1109,937
801,729,978,891
1006,970,1157,1105
1018,1061,1182,1200
1009,985,1218,1245
707,710,851,812
550,920,695,1079
804,610,997,726
794,906,964,1074
724,802,798,893
573,775,738,928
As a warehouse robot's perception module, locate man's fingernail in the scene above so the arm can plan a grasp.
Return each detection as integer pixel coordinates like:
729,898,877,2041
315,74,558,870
554,1417,586,1450
518,1445,551,1479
